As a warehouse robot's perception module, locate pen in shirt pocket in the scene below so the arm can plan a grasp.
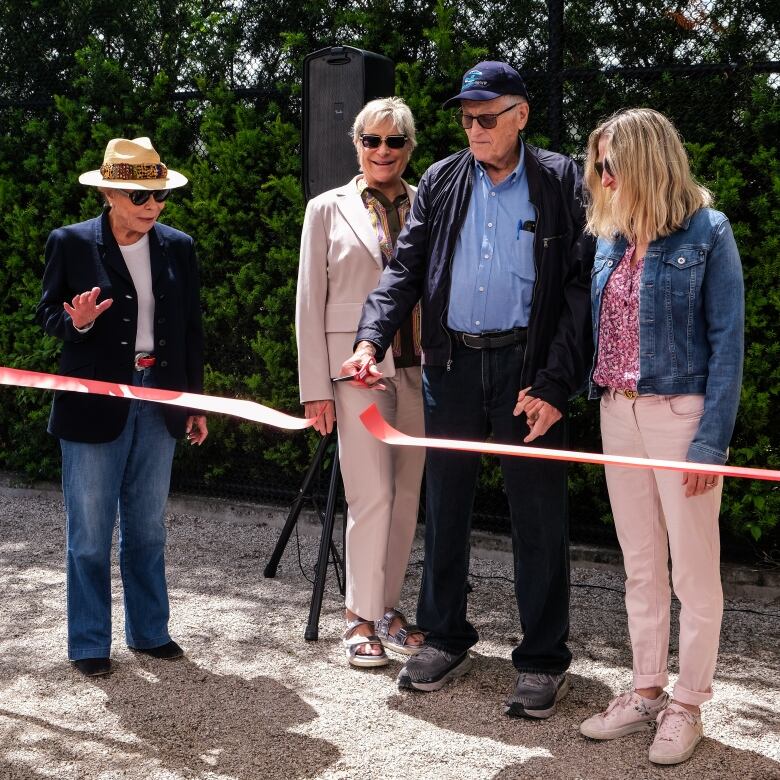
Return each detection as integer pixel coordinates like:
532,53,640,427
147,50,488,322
517,220,536,239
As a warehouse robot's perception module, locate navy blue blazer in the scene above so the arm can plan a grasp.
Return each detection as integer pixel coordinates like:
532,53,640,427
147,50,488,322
36,210,204,443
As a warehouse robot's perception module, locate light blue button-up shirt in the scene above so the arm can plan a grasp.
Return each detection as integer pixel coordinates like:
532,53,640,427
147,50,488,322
447,148,536,333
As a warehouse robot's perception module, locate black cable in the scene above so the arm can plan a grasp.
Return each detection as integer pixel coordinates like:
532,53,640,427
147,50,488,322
333,556,780,620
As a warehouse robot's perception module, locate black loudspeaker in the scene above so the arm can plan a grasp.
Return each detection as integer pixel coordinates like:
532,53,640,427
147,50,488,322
303,46,395,201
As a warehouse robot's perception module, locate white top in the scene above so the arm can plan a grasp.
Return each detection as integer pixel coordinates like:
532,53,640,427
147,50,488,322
118,234,155,352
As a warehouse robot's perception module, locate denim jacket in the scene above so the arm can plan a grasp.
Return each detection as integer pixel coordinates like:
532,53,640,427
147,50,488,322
588,208,744,464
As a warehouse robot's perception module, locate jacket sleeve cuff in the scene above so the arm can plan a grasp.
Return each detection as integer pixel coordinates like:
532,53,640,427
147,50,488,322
353,334,386,363
529,383,568,415
686,442,728,465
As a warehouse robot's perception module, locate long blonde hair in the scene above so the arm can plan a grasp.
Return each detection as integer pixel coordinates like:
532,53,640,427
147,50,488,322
585,108,712,243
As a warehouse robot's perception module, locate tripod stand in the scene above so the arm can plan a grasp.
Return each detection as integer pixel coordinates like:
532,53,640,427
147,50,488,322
264,430,345,640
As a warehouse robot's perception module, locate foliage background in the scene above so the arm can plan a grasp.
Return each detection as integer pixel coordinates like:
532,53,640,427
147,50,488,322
0,0,777,560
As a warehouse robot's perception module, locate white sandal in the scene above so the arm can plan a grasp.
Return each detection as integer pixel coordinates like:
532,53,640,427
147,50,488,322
342,619,389,668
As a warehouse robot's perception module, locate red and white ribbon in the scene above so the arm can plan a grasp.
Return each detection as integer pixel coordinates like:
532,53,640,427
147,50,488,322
359,403,780,482
2,366,778,481
0,367,312,430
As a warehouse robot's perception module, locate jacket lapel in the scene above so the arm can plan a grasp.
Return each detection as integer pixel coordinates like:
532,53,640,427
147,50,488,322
334,177,384,268
95,211,132,284
148,226,167,288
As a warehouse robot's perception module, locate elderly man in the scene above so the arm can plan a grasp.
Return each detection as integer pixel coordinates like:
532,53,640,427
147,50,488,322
341,61,595,718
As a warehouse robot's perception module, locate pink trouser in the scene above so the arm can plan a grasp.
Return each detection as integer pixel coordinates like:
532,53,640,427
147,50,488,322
600,391,723,706
334,366,425,621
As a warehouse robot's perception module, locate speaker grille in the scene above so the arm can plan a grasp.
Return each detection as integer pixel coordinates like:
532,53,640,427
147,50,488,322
303,47,395,200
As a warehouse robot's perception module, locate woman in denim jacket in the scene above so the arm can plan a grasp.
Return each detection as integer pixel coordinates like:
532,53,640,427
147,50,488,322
578,109,744,766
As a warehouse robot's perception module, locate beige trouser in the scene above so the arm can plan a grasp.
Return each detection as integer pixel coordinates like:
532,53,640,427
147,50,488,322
333,366,425,621
600,390,723,706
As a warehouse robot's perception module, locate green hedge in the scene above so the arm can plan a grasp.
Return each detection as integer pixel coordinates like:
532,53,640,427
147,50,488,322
0,2,777,557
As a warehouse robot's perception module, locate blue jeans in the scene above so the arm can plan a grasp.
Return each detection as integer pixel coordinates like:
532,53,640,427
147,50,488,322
420,340,571,673
60,368,177,660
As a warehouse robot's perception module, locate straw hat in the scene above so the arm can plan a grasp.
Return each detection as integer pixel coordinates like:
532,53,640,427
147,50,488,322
78,137,188,190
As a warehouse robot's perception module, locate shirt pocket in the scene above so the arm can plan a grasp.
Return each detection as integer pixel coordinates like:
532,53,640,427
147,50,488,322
509,230,536,282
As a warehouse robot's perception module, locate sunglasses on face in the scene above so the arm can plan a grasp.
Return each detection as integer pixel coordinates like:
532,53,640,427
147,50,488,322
594,158,614,178
456,103,520,130
359,134,408,149
118,188,171,206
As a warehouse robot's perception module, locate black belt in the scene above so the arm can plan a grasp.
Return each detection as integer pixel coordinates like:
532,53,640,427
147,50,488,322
450,328,527,349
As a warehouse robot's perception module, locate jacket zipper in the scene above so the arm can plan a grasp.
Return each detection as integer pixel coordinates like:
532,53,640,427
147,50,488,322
520,202,542,384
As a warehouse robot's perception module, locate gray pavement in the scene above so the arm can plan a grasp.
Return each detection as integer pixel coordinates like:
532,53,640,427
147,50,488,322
0,483,778,779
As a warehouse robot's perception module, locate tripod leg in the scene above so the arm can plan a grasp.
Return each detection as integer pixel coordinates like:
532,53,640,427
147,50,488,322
305,445,341,641
264,432,332,578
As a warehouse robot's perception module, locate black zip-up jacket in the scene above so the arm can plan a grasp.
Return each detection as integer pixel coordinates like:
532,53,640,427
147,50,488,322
356,141,596,413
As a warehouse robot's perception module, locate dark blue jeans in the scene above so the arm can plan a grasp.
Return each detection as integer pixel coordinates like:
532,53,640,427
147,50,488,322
419,340,571,673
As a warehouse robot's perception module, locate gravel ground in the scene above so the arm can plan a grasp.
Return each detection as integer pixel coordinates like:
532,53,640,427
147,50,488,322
1,489,778,780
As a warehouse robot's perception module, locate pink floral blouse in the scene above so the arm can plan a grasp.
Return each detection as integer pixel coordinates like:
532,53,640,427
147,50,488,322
593,244,644,390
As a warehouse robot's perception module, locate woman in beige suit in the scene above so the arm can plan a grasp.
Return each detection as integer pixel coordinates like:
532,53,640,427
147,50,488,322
296,97,425,668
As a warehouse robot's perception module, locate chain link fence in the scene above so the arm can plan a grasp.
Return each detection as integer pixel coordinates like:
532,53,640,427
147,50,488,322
1,0,778,554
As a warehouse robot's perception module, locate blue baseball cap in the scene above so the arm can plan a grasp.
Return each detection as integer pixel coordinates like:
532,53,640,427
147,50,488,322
443,61,529,108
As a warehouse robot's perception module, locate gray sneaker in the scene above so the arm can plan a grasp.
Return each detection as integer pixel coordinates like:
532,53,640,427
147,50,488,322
397,645,472,691
505,672,569,719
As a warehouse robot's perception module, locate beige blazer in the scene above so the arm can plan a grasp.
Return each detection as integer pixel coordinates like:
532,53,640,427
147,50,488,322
296,176,416,403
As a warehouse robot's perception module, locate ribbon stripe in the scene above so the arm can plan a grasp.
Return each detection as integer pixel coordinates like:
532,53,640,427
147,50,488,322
0,367,312,430
359,403,780,482
1,366,778,481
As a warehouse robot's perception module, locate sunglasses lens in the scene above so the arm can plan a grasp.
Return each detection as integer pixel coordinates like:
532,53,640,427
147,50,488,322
360,135,381,148
385,136,407,149
457,111,473,129
595,159,614,178
126,189,170,205
476,115,498,129
127,190,151,205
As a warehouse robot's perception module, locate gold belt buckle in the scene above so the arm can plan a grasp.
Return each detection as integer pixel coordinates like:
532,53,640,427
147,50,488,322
622,389,638,399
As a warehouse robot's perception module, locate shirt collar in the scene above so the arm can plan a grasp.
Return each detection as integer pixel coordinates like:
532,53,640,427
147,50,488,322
474,143,526,186
357,176,408,209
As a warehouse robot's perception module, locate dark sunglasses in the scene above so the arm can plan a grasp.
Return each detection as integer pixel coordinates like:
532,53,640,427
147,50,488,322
456,103,520,130
118,188,171,206
359,134,408,149
594,158,614,178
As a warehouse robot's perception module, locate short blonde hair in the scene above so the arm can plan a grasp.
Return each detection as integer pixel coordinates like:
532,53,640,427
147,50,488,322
351,97,417,154
585,108,712,243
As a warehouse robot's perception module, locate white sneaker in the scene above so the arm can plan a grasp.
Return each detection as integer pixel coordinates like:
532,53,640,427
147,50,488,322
649,702,703,765
580,690,669,740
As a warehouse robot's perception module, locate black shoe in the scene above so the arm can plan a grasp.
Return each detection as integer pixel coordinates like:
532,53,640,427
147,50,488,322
134,640,184,659
73,657,111,677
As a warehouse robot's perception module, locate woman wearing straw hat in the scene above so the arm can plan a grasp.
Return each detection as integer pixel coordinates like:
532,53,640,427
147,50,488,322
36,136,207,677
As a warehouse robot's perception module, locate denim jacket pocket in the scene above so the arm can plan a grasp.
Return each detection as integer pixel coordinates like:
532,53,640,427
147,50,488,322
661,248,706,297
660,248,707,375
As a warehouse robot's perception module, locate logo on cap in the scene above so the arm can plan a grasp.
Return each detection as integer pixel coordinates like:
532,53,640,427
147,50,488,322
462,70,483,88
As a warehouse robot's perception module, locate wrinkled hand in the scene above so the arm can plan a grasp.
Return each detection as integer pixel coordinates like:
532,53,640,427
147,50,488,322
513,386,562,443
304,399,336,435
185,415,208,445
682,471,719,498
63,287,113,329
339,341,385,389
